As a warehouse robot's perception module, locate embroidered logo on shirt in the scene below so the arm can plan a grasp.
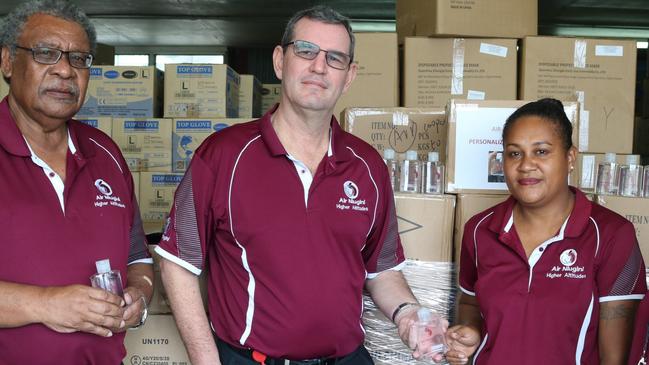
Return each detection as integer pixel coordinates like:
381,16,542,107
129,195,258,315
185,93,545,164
343,181,359,199
94,179,113,196
336,180,368,212
560,249,578,267
93,179,125,209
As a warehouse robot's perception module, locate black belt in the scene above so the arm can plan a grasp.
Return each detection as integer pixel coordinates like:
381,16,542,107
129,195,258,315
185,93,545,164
217,338,354,365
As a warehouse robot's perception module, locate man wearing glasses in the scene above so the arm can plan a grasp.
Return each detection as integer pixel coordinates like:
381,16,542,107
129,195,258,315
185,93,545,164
0,1,152,364
157,5,443,365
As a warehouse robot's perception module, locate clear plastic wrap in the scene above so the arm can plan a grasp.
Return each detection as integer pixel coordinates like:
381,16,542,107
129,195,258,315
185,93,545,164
363,260,456,365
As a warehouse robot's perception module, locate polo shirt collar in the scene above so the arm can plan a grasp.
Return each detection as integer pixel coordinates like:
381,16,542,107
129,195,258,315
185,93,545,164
0,98,97,159
259,103,352,162
488,186,592,239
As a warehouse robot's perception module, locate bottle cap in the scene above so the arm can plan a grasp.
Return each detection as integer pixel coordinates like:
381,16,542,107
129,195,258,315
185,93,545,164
417,307,433,322
95,259,112,274
626,154,640,165
406,150,418,161
428,151,439,162
383,149,396,159
604,152,617,163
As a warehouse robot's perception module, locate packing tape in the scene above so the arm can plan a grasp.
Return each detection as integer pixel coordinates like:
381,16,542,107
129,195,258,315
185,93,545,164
451,38,465,95
574,39,587,69
392,111,410,126
580,155,596,189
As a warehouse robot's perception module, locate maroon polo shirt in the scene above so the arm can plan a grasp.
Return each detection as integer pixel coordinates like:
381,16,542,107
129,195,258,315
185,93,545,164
0,98,150,365
459,187,646,364
629,293,649,365
156,106,404,359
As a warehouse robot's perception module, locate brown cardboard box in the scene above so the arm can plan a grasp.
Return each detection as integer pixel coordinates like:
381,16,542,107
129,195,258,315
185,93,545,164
164,64,240,118
334,33,399,120
172,118,249,172
139,172,183,234
395,193,455,261
238,74,262,119
148,245,208,314
78,66,162,118
577,153,638,192
520,36,636,153
261,83,282,113
403,37,517,108
396,0,537,43
0,77,8,99
77,117,112,137
594,195,649,262
344,107,446,162
112,118,172,172
454,194,509,265
124,314,190,365
446,100,580,194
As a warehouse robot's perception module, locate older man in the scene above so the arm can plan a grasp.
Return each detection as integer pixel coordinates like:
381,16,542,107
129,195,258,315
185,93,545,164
0,1,153,364
157,5,441,365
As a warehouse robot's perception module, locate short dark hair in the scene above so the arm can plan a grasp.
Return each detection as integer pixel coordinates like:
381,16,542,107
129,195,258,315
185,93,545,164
503,98,573,150
281,5,355,63
1,0,96,58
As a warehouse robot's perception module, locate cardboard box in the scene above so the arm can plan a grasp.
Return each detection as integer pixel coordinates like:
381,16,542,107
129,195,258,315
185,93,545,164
124,315,190,365
334,33,399,120
113,118,172,172
395,193,455,262
164,64,240,118
403,37,518,108
0,77,8,99
77,117,112,137
520,36,636,153
78,66,161,118
147,245,208,314
396,0,537,42
594,195,649,262
454,194,509,265
261,83,282,113
172,118,249,172
139,173,183,234
238,75,262,119
446,100,579,194
344,107,447,162
577,153,637,192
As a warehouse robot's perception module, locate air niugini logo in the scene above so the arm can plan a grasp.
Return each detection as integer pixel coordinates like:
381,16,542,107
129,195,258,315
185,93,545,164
560,249,578,267
336,180,368,212
94,179,113,196
94,178,126,209
343,180,359,199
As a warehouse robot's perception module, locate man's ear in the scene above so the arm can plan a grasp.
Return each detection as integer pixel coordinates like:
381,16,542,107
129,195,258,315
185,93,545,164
1,46,13,80
272,45,284,81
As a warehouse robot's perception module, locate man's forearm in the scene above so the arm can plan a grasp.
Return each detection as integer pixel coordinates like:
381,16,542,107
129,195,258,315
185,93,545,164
0,280,44,327
160,259,220,365
365,269,418,320
126,262,154,303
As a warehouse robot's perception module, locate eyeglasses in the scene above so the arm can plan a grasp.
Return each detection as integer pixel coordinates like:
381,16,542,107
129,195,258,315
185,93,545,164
15,45,94,69
283,40,352,70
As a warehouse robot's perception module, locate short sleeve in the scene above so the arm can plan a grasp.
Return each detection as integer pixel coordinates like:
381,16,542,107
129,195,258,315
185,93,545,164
597,221,646,302
155,154,217,275
459,217,479,296
363,164,405,278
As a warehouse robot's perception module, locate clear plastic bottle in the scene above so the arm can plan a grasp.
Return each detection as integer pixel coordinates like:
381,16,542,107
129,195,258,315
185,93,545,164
383,148,399,191
90,259,124,296
643,166,649,198
399,150,421,193
410,307,447,360
422,152,444,194
618,155,643,197
596,152,618,195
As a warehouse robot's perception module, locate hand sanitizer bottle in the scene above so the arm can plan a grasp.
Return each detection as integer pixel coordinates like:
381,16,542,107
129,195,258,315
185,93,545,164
90,259,124,296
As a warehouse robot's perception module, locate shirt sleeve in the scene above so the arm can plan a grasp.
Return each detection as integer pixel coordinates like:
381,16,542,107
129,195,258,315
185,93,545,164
156,154,216,275
363,162,405,278
459,216,479,297
597,220,646,302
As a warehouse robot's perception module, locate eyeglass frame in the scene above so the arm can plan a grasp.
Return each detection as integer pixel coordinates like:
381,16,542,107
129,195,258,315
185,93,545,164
13,45,94,69
282,40,352,70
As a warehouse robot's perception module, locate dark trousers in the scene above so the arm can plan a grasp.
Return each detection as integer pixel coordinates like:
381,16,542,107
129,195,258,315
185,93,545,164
216,339,375,365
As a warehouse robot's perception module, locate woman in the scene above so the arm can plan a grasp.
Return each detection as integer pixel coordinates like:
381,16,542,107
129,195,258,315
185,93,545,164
629,294,649,365
444,98,646,364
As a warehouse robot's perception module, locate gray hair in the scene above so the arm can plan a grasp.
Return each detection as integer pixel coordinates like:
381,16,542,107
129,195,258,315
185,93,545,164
281,5,355,63
1,0,96,58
